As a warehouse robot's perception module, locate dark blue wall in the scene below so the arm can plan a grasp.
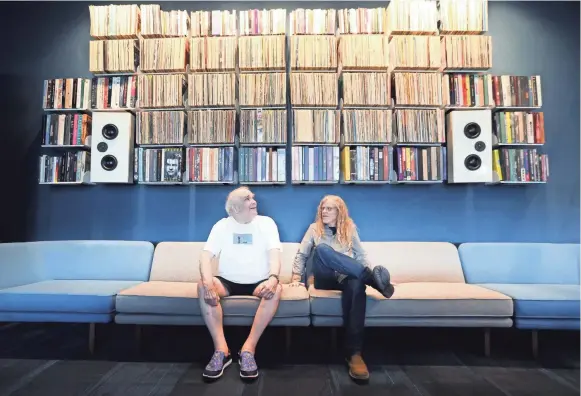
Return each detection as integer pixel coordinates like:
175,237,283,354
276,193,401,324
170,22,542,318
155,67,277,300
0,1,578,244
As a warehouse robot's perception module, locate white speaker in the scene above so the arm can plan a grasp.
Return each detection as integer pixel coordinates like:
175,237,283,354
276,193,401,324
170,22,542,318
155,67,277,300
446,110,493,183
90,111,135,183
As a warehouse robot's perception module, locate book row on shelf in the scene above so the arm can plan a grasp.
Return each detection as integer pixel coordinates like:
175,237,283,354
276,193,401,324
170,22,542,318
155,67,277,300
39,145,549,186
88,1,487,39
41,73,544,110
86,34,494,73
43,107,544,148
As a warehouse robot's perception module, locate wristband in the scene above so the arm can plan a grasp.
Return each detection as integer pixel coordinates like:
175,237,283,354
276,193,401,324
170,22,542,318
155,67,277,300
269,274,279,282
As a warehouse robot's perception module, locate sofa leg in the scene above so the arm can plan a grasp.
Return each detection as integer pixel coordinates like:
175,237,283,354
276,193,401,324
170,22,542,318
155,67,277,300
532,330,539,358
135,325,142,352
89,323,96,355
484,328,491,357
331,327,337,351
284,327,291,355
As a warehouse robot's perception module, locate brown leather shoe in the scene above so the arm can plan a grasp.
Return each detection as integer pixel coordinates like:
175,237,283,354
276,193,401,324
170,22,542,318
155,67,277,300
347,353,370,381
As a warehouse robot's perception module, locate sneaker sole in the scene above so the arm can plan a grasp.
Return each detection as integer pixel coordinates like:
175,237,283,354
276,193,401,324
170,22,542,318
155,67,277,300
348,369,370,381
202,359,232,379
238,360,259,379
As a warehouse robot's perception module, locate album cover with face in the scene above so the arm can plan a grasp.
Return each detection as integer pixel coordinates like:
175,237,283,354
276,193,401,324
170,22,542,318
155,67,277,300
163,148,183,182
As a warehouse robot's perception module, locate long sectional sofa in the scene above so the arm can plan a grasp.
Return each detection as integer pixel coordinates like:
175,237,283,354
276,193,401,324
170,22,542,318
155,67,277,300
0,239,578,357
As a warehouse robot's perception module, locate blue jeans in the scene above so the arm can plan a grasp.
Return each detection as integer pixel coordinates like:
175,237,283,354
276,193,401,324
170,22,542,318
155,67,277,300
311,244,367,356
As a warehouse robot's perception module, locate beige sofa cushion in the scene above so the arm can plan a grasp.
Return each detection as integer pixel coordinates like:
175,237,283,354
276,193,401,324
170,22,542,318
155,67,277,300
149,243,205,282
117,281,309,318
361,242,466,284
309,282,513,318
148,242,300,284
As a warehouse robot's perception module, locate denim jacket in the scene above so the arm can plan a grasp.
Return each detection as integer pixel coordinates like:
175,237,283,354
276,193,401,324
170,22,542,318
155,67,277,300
292,223,370,279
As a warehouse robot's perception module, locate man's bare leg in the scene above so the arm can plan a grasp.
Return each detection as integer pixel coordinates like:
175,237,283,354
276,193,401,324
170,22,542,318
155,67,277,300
241,284,283,353
198,277,230,352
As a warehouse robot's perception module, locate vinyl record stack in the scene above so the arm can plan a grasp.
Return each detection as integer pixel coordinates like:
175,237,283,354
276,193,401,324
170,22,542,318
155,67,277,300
387,0,447,184
187,10,237,184
238,9,288,185
339,7,393,184
289,8,340,185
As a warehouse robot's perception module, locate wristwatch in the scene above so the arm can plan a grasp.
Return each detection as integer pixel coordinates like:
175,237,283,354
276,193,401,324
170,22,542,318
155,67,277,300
269,274,279,283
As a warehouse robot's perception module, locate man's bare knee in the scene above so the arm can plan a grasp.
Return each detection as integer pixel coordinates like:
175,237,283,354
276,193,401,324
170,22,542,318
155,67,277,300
270,284,283,301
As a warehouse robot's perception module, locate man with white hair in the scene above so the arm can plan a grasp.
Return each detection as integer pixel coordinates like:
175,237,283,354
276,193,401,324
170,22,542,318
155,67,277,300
198,186,282,381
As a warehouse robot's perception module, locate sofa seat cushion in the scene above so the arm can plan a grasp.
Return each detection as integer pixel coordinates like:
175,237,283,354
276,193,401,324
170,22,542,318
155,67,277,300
0,280,142,313
479,284,580,319
117,281,310,318
222,284,309,318
117,281,199,315
310,282,513,318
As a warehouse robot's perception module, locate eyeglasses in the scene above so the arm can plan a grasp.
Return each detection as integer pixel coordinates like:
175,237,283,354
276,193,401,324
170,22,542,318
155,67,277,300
321,206,337,213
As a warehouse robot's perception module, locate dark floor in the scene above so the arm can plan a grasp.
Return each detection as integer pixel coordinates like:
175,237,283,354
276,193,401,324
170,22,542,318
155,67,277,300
0,322,578,396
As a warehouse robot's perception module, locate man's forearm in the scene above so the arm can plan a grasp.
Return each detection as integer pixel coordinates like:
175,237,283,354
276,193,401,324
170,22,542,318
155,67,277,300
268,249,281,278
199,250,214,284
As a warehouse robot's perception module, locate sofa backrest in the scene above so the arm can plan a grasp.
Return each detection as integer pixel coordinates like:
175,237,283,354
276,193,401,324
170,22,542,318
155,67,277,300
459,243,581,285
150,242,300,283
361,242,466,283
46,241,154,281
0,241,154,286
0,242,50,289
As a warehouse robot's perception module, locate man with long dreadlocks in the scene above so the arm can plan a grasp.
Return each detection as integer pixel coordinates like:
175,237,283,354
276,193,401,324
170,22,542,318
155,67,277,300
290,195,394,381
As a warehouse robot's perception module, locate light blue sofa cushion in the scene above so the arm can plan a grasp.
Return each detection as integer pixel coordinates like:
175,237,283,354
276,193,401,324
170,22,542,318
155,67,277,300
0,243,49,289
0,280,142,313
0,241,154,284
479,283,580,320
459,243,580,285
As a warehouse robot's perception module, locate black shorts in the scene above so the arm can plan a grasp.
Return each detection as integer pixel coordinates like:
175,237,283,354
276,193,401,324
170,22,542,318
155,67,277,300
215,276,267,296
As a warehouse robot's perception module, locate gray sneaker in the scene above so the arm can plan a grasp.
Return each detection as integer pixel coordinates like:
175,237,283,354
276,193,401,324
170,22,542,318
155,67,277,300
238,350,259,379
203,350,232,379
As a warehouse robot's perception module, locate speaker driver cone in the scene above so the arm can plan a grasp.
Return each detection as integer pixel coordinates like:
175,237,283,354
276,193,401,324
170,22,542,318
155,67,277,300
464,122,481,139
464,154,482,171
101,155,118,171
474,141,486,152
102,124,119,140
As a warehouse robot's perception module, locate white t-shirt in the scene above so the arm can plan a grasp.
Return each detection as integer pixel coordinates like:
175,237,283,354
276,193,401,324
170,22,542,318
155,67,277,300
203,215,282,284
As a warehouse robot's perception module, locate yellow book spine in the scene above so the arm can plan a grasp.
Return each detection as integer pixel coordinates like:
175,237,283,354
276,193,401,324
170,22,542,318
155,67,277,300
493,149,502,181
341,147,351,181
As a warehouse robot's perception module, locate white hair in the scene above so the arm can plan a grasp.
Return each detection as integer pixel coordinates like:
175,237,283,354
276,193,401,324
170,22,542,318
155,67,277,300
225,186,252,216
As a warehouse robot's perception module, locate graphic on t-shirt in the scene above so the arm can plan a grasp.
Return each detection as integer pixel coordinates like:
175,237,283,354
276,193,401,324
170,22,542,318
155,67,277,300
233,233,253,245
